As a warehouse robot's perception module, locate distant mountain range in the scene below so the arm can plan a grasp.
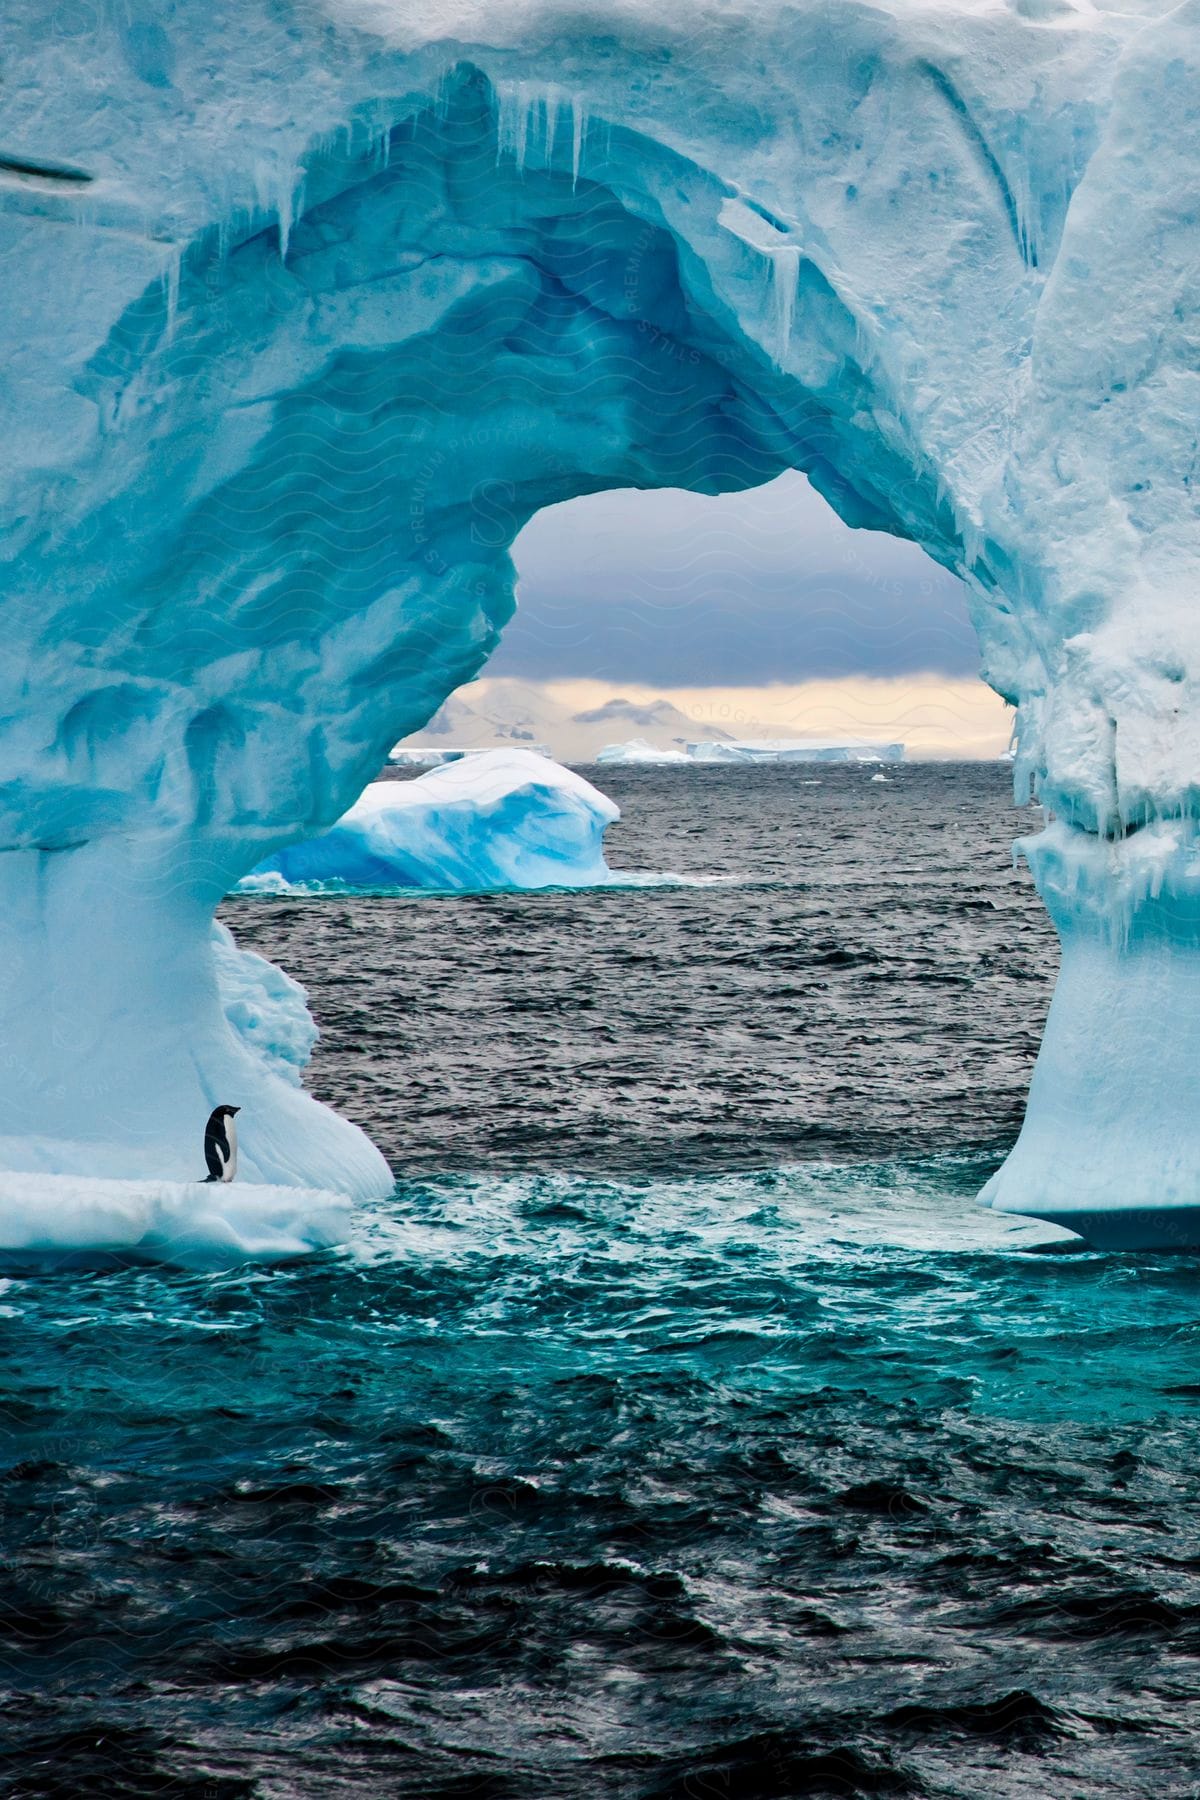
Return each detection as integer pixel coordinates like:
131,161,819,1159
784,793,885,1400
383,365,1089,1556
410,680,733,763
568,697,731,738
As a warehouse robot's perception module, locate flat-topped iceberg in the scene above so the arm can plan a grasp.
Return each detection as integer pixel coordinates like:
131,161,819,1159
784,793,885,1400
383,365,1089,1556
243,749,618,892
595,739,689,766
687,739,905,765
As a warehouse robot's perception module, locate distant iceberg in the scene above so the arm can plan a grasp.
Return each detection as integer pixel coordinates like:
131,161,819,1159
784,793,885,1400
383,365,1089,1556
389,743,552,767
243,749,618,892
596,738,689,765
597,736,903,764
687,739,905,764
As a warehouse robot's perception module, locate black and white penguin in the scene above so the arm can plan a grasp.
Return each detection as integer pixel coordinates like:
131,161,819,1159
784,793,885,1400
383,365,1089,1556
202,1104,241,1183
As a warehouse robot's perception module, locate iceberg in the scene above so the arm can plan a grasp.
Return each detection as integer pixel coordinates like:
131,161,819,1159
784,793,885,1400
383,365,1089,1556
595,739,689,766
0,1172,350,1272
243,748,618,891
597,735,904,764
687,739,905,764
0,0,1197,1237
982,821,1200,1249
213,920,318,1088
389,743,552,766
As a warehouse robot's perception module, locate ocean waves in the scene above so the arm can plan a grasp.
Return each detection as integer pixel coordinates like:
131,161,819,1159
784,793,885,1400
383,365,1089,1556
4,1156,1200,1794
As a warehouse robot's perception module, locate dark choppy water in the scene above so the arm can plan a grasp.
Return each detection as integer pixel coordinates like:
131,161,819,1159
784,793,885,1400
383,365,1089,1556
6,765,1200,1799
234,761,1057,1177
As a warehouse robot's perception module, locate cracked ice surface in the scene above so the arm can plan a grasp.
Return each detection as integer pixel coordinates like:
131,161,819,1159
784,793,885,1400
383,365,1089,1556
0,0,1197,1228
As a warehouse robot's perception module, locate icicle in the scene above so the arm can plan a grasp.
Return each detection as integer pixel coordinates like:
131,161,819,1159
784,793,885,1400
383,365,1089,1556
496,81,535,172
161,244,181,344
570,98,588,188
277,177,294,260
495,82,516,167
543,90,561,169
514,85,530,175
282,164,306,259
494,81,580,177
771,244,801,364
251,159,299,261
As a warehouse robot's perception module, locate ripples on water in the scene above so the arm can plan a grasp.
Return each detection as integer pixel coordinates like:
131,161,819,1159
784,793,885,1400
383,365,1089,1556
235,762,1058,1177
5,765,1200,1798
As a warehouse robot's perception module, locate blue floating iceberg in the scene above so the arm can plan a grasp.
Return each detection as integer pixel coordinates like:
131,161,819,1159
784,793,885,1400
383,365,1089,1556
242,749,618,892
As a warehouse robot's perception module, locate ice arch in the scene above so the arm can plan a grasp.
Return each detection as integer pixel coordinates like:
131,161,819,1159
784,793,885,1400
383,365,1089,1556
0,0,1197,1233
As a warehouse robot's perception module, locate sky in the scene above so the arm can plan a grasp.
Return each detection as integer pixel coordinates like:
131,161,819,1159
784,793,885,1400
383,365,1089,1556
533,675,1011,761
503,470,978,683
497,471,1008,755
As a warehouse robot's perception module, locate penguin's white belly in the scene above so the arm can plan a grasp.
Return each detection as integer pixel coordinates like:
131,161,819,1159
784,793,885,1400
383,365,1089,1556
221,1117,237,1182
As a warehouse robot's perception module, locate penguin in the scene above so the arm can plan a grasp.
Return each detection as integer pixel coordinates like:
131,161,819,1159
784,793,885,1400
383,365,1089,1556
201,1104,241,1183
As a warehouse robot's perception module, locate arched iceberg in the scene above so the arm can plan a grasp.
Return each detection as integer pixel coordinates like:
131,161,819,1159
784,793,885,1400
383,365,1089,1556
0,0,1196,1235
242,748,618,891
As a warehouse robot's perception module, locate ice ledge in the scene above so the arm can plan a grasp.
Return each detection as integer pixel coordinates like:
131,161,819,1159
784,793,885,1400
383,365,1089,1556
1018,817,1200,943
0,1173,352,1271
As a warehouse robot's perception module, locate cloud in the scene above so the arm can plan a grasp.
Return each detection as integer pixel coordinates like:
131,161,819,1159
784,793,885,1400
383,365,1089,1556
402,672,1011,760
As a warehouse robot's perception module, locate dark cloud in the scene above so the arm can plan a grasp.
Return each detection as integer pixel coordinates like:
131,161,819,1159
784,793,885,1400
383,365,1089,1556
496,472,978,685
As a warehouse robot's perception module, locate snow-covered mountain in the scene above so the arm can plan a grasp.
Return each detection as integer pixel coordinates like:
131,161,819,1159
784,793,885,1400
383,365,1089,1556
405,681,730,762
569,697,731,745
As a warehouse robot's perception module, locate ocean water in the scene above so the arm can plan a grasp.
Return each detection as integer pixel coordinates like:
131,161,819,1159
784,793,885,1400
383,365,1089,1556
5,765,1200,1798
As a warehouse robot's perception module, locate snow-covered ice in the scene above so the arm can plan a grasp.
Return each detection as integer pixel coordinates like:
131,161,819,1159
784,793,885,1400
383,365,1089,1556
389,743,552,766
982,819,1200,1247
0,0,1198,1239
597,737,904,765
687,740,905,765
595,739,688,766
0,1174,351,1271
243,749,618,891
213,920,318,1086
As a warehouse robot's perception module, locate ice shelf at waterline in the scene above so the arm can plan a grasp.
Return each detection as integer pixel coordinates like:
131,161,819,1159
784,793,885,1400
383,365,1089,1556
1,0,1200,1233
595,737,904,764
688,739,905,765
0,1173,351,1272
596,740,689,766
244,749,617,891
